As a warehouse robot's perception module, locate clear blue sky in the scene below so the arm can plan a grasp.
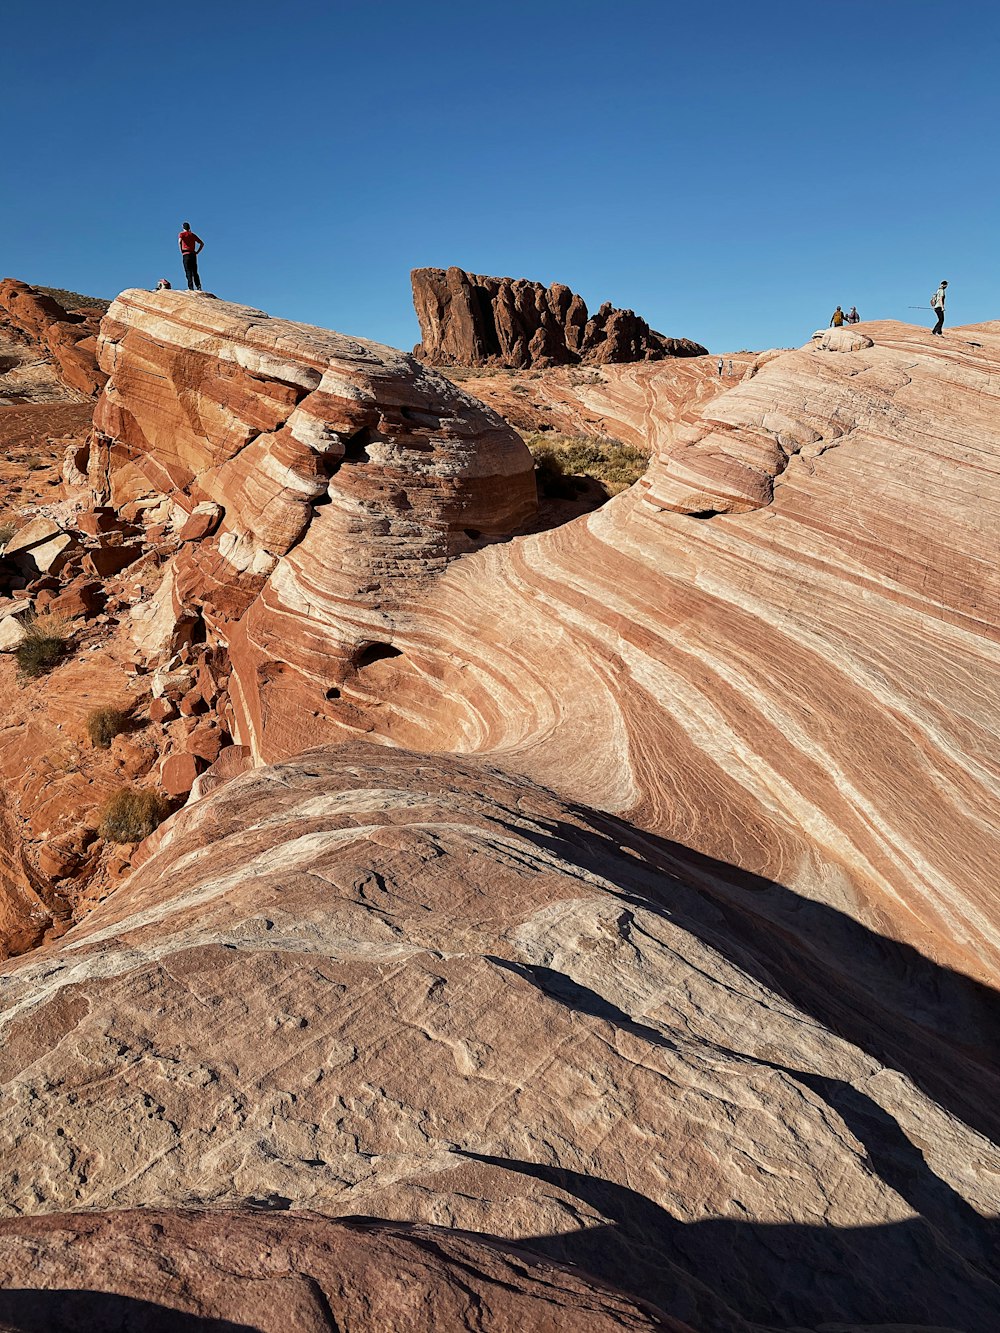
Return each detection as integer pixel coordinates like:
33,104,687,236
4,1,997,353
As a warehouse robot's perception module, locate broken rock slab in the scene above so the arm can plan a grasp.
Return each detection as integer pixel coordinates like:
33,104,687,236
3,517,76,578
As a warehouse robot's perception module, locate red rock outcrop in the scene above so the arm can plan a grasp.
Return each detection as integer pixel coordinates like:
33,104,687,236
0,746,995,1332
0,279,106,397
412,266,707,368
0,1209,680,1331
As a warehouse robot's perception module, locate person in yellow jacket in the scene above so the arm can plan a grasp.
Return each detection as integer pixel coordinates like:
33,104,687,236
830,305,845,327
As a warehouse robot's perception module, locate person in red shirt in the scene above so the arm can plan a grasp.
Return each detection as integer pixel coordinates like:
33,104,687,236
178,222,205,291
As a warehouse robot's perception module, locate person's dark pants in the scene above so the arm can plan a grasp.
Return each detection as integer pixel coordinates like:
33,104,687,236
932,306,944,335
182,252,202,291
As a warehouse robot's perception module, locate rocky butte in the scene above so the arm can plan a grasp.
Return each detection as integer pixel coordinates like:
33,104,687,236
0,286,998,1329
411,265,708,367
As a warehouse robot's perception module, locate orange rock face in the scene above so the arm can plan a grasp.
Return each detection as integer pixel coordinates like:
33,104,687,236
0,279,106,397
2,291,1000,1331
82,302,1000,994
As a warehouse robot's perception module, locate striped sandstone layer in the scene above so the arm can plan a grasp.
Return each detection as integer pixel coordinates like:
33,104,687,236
236,320,1000,993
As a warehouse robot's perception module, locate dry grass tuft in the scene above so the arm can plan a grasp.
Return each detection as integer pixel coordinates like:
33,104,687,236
14,614,70,679
87,706,133,750
98,786,171,844
523,432,649,498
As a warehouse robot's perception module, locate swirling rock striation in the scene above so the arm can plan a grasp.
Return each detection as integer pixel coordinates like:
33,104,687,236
296,321,1000,998
85,288,537,754
412,266,707,368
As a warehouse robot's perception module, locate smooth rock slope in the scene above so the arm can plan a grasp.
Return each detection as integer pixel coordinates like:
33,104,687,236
323,320,1000,996
0,746,997,1332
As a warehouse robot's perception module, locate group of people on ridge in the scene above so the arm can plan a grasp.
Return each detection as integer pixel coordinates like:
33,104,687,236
151,226,954,346
829,281,949,335
829,305,861,327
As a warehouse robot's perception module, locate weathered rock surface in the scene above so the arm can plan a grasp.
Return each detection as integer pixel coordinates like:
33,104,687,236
0,279,106,398
0,1208,679,1331
412,267,707,368
0,746,995,1332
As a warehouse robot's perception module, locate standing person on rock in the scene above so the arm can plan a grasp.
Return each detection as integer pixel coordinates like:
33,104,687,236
830,305,845,327
717,357,724,377
931,280,948,335
847,306,860,324
178,222,205,292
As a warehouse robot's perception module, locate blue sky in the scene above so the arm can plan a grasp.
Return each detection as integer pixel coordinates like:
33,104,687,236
4,1,997,353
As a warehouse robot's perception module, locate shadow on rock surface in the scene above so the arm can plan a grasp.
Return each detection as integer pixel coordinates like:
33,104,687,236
496,806,1000,1146
0,1290,257,1333
460,1152,998,1333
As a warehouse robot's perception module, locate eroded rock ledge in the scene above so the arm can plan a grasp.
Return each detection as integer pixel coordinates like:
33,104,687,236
0,278,107,397
0,1208,681,1331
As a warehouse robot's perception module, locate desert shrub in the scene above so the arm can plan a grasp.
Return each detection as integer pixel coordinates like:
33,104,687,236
98,786,171,844
567,368,605,386
14,614,70,679
530,445,580,499
24,454,46,471
524,432,650,498
0,520,15,549
87,706,133,750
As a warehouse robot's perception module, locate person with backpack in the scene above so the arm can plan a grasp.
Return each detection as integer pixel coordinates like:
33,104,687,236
178,222,205,291
847,306,860,324
830,305,845,327
931,281,948,335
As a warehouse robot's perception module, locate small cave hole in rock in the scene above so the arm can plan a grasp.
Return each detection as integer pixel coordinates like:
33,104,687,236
343,427,373,463
325,686,341,700
186,614,208,645
353,642,403,670
464,528,482,540
688,510,719,521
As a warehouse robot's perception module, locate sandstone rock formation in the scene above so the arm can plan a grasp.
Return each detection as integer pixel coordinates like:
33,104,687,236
0,279,107,398
0,746,996,1331
84,288,536,755
306,322,1000,1000
2,289,999,1328
412,267,707,368
0,1209,679,1331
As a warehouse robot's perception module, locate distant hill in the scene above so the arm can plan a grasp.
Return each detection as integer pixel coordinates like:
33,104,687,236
35,285,111,314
